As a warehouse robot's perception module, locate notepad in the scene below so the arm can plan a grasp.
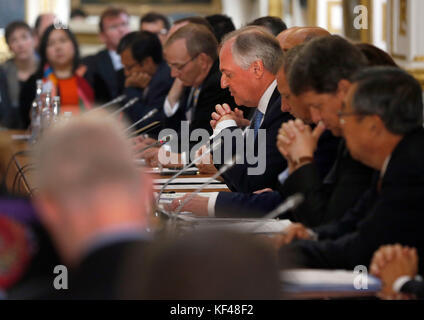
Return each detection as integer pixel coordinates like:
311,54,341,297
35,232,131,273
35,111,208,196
281,269,382,293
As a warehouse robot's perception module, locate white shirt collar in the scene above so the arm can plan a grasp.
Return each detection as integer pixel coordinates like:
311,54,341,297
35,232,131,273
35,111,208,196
380,154,391,179
257,80,277,115
109,50,123,71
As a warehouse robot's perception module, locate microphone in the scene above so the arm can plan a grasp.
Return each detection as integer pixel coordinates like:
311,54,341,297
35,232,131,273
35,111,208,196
131,121,162,137
262,193,304,220
172,154,238,215
95,94,126,110
125,108,159,133
155,136,223,207
136,135,172,154
110,97,139,117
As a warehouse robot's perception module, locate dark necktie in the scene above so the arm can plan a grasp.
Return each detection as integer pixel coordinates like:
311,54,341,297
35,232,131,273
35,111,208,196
252,110,264,139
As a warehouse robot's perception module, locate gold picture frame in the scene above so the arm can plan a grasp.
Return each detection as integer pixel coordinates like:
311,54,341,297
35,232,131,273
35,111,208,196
71,0,222,17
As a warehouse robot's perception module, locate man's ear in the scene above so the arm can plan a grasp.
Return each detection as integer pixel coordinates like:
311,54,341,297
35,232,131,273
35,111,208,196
368,115,385,137
197,52,210,68
99,32,106,44
250,60,265,79
142,56,155,70
33,194,59,231
337,79,352,98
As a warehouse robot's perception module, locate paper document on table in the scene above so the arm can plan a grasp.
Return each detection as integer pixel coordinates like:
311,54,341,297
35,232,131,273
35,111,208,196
12,134,31,141
154,177,222,184
154,184,227,190
281,269,382,292
175,216,292,234
147,167,198,175
157,192,214,204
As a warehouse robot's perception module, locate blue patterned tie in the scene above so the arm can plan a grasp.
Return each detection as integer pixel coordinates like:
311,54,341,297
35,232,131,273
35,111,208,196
252,110,264,139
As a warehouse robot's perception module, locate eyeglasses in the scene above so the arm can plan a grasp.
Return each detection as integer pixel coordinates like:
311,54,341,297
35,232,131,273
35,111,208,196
168,54,199,72
106,21,129,32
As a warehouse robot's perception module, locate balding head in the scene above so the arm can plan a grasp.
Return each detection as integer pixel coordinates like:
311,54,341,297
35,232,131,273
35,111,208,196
276,27,301,51
277,26,330,51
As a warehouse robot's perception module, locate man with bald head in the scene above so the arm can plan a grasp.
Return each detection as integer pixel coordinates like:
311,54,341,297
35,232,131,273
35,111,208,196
278,27,330,51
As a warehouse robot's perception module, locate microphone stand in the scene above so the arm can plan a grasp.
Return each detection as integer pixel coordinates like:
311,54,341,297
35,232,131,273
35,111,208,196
96,94,126,110
136,136,172,154
109,97,139,117
125,108,159,133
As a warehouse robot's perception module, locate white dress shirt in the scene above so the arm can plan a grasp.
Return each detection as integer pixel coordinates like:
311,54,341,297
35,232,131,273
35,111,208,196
109,50,123,71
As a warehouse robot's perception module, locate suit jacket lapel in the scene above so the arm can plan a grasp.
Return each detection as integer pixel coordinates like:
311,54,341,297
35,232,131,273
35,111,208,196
98,50,118,96
259,87,281,129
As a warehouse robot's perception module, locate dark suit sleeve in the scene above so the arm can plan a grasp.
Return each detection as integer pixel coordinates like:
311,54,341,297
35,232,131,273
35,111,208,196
400,279,424,299
277,162,326,225
313,186,376,240
280,180,424,272
215,191,283,218
278,152,374,228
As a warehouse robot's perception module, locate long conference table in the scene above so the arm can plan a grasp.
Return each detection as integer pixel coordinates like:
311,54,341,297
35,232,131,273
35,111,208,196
4,130,231,197
3,130,381,300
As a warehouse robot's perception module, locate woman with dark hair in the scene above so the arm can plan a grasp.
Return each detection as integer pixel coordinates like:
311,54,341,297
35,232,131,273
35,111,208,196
19,25,94,129
1,21,38,128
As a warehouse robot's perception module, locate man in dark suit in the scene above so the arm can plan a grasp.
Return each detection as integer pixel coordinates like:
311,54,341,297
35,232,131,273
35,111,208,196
204,26,292,194
0,69,15,128
137,23,240,167
167,37,339,216
27,111,153,299
279,67,424,276
275,36,375,227
83,7,130,104
117,31,173,138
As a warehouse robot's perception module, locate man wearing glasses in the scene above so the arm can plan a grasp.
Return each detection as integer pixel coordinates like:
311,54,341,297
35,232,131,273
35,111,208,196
278,66,424,276
138,23,239,167
139,12,170,45
274,35,376,229
83,7,130,104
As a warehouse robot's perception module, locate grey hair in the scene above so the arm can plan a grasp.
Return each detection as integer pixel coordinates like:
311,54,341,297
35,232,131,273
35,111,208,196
221,26,283,75
34,110,140,203
351,66,423,135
